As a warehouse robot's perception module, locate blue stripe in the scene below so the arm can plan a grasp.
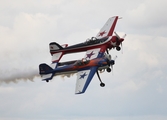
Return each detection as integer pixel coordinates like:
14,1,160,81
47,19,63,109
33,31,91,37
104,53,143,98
82,66,98,93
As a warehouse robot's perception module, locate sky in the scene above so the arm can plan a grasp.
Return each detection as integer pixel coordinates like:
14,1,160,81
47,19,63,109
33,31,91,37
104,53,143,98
0,0,167,120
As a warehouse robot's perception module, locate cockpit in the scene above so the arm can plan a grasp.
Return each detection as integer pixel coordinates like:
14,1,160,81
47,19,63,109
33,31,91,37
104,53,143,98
74,58,90,66
85,37,98,45
85,37,109,45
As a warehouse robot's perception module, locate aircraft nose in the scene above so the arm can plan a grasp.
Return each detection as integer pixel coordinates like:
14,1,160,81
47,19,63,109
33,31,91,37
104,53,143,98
110,60,115,65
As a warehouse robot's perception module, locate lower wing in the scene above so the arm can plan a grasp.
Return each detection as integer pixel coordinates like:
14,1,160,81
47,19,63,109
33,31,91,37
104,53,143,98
75,66,98,94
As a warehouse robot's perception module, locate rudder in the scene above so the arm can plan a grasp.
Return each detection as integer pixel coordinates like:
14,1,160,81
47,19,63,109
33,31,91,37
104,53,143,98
50,42,63,51
39,63,54,82
39,63,53,74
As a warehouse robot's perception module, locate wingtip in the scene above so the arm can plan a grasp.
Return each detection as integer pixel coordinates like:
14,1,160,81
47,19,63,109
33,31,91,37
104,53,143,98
111,16,119,18
75,90,85,94
111,16,122,19
75,92,84,95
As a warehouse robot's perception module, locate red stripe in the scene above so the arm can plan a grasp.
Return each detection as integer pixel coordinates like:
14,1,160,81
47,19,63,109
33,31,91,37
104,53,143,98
107,16,118,36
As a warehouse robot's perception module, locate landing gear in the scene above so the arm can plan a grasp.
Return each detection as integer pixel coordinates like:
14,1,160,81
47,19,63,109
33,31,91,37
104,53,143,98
106,67,111,72
116,46,121,51
100,82,105,87
46,80,49,82
96,71,105,87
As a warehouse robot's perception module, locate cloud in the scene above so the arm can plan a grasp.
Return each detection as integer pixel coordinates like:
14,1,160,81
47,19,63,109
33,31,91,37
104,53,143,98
0,13,55,84
125,0,167,36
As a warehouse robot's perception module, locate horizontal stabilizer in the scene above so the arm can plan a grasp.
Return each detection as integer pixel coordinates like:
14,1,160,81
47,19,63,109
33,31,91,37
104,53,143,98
52,52,63,63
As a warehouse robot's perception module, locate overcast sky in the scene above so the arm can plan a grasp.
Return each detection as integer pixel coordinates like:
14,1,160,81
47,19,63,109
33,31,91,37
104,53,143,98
0,0,167,120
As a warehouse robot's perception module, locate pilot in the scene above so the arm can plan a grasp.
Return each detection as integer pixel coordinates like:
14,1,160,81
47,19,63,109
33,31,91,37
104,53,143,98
76,60,84,66
91,37,97,41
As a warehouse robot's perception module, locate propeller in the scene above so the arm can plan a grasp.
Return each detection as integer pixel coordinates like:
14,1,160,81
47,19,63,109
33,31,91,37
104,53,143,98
105,55,117,73
114,32,121,51
121,34,126,53
114,32,126,52
111,56,117,72
122,34,126,39
113,55,117,60
114,31,121,39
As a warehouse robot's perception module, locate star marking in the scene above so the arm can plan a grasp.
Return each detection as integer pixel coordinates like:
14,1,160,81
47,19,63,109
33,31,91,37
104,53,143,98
50,46,54,49
79,72,87,79
86,51,95,59
98,31,106,36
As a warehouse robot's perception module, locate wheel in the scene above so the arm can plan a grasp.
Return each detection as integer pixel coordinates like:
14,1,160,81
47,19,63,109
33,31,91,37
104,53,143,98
116,46,121,51
107,68,111,72
46,80,49,82
100,83,105,87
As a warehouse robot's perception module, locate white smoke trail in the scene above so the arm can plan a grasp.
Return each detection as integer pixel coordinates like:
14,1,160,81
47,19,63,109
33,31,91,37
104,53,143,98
0,50,45,84
60,73,76,79
0,13,56,84
0,67,39,84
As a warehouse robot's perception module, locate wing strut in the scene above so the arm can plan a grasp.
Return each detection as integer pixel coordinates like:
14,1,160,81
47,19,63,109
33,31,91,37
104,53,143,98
96,71,105,87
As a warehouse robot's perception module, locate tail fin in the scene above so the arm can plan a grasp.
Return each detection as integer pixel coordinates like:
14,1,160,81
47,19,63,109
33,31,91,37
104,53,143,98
49,42,64,56
50,42,63,51
96,16,118,39
39,63,54,82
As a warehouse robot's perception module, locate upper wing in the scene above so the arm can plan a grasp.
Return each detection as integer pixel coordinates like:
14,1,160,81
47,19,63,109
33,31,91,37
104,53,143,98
96,16,118,39
75,67,97,94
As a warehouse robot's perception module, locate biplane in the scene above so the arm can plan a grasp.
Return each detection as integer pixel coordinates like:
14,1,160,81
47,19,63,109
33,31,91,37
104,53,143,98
39,16,125,94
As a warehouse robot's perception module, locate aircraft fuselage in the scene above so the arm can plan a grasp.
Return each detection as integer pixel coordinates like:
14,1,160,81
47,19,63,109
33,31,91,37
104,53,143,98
50,36,123,55
47,56,114,77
